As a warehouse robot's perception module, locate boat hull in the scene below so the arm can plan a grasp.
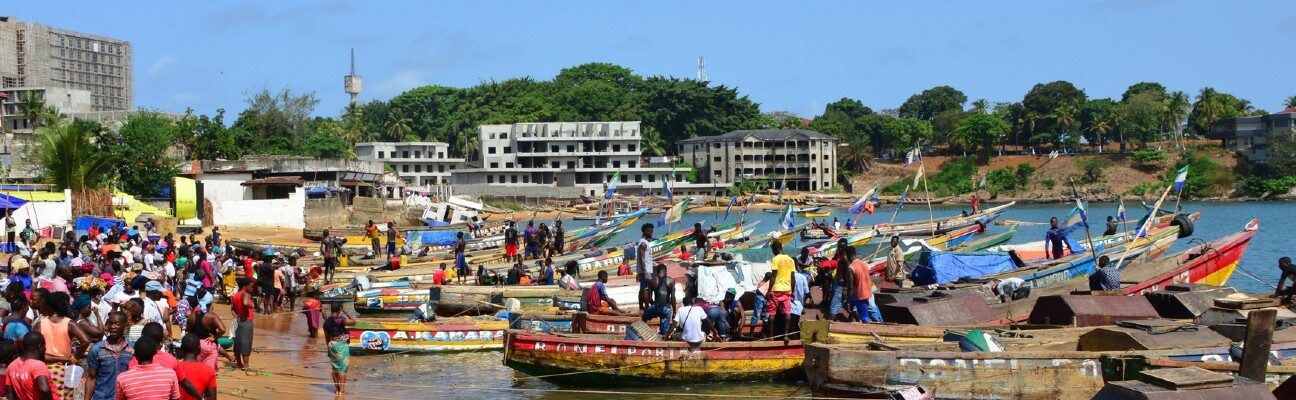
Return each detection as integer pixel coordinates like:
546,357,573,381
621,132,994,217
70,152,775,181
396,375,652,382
503,332,805,385
349,319,509,352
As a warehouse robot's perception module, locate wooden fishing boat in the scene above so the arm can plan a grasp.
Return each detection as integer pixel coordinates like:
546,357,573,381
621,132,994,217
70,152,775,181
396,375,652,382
986,212,1195,261
503,332,805,385
879,195,955,205
804,340,1296,399
873,202,1010,237
949,225,1016,252
765,206,821,214
800,211,832,218
350,317,509,352
728,222,807,253
353,286,574,315
574,222,739,275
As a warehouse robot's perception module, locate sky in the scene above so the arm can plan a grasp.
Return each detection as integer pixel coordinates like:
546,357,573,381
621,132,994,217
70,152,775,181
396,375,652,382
10,1,1296,120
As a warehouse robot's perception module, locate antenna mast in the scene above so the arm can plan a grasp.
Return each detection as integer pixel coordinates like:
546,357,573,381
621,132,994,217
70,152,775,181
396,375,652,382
696,56,707,81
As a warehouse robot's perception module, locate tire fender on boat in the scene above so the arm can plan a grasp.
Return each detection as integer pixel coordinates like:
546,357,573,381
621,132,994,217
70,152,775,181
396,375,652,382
1170,215,1194,238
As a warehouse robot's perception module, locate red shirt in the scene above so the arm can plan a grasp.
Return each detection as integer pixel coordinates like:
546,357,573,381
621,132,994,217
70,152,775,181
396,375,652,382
7,358,58,400
174,361,216,400
129,351,178,371
232,290,255,320
431,269,445,285
242,258,254,278
115,362,180,400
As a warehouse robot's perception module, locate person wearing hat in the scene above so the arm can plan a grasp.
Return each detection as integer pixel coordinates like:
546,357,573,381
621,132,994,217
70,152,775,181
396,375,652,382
142,280,172,339
721,288,743,340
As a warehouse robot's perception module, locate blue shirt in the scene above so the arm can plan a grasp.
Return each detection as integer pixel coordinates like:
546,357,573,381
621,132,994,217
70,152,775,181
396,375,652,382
790,271,809,315
1045,228,1066,258
86,339,135,400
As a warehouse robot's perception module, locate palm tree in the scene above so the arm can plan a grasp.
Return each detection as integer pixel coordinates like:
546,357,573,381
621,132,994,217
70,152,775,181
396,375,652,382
640,127,666,157
39,105,64,127
339,103,365,144
1164,91,1191,149
33,122,113,192
1111,106,1129,152
456,131,480,160
1285,96,1296,110
1023,110,1041,151
1088,120,1110,153
970,99,989,114
386,117,411,142
20,92,46,128
1052,102,1079,150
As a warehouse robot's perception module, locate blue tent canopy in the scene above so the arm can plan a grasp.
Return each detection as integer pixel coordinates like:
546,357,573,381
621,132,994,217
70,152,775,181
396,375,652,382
0,194,28,210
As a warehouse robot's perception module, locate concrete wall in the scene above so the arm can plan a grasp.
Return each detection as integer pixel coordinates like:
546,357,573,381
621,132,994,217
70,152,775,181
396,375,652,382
304,197,348,231
197,172,252,202
350,196,386,225
451,184,584,199
213,187,305,228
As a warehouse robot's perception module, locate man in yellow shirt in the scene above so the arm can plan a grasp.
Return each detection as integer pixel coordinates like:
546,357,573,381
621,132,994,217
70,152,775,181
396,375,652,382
763,241,796,341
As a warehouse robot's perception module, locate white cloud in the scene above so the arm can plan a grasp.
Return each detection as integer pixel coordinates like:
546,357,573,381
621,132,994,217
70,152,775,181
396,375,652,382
369,70,426,99
148,55,181,77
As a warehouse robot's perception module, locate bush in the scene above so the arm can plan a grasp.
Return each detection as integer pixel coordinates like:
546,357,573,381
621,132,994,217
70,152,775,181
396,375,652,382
881,179,909,195
1014,163,1036,185
985,163,1034,194
728,180,768,196
1236,176,1296,198
1130,149,1167,171
1129,182,1160,197
1041,179,1057,190
926,157,977,196
1076,156,1112,183
671,161,699,184
1168,151,1235,198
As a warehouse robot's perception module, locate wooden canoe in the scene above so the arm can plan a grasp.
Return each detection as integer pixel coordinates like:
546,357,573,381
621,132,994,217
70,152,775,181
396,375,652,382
504,331,804,385
986,212,1196,262
349,317,509,352
803,341,1296,399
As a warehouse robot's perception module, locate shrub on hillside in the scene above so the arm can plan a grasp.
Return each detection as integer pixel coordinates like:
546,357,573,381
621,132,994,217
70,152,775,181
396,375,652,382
1076,156,1112,183
1129,182,1160,197
1236,176,1296,198
1168,151,1235,198
1130,149,1167,171
985,163,1035,195
1041,179,1057,190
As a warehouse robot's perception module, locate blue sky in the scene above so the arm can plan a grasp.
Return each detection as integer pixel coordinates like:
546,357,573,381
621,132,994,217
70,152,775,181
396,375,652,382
11,1,1296,119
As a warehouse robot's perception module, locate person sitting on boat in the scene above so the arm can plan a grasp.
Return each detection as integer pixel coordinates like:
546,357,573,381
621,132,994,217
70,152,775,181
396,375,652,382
1088,256,1121,292
407,302,436,323
678,245,694,261
748,271,772,335
673,297,711,351
1276,257,1296,301
506,260,523,285
989,277,1028,303
431,263,447,285
1103,216,1119,236
721,288,743,340
538,258,555,286
692,223,709,261
642,263,676,337
586,270,625,315
557,261,581,291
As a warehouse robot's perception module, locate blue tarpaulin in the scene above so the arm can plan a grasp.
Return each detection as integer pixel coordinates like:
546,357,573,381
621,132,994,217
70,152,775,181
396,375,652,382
910,251,1018,286
0,194,27,210
74,216,126,237
405,230,460,247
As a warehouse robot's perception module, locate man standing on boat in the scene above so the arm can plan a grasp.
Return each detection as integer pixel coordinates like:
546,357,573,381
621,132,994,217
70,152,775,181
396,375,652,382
885,236,908,287
524,221,539,260
454,232,468,284
1045,217,1074,260
642,262,676,337
637,224,654,311
692,223,709,261
385,222,400,257
505,221,520,264
847,246,882,322
552,220,566,257
766,241,796,342
321,229,338,283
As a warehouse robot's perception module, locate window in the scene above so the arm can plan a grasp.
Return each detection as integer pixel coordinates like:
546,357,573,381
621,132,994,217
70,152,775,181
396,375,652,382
506,162,514,168
504,146,511,153
713,143,721,149
402,151,410,158
621,174,628,183
628,144,637,152
734,155,740,161
414,151,421,158
415,165,423,172
500,133,508,139
490,162,499,168
812,154,817,160
487,175,495,183
714,156,722,162
438,165,445,172
488,147,497,154
402,165,409,173
499,175,506,183
714,170,722,177
648,175,656,183
613,161,621,168
634,175,641,182
489,133,496,139
567,161,576,169
612,144,621,152
523,175,529,183
511,175,518,183
628,161,636,168
567,145,575,152
551,145,559,153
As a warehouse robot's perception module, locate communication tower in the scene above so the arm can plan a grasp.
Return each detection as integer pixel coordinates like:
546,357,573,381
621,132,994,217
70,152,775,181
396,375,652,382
344,48,362,104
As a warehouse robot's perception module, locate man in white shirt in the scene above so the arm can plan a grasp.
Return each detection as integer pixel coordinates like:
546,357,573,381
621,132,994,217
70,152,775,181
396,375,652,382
674,297,709,351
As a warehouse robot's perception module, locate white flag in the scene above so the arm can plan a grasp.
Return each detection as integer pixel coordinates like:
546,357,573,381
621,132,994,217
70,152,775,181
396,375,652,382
912,165,925,190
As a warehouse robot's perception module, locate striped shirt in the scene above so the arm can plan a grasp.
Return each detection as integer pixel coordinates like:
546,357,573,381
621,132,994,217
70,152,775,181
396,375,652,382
115,362,180,400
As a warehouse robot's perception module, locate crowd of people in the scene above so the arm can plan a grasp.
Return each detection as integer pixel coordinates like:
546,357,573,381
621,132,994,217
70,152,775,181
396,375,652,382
0,218,320,400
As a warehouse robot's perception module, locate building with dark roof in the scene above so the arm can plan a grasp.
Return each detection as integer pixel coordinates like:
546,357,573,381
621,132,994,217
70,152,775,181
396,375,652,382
677,129,838,191
1206,108,1296,163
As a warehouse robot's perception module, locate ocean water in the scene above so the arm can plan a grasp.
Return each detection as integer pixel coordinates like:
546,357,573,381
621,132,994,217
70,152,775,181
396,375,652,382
339,201,1292,399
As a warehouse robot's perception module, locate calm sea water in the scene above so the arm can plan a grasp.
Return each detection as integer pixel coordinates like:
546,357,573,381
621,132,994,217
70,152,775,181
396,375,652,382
344,201,1291,399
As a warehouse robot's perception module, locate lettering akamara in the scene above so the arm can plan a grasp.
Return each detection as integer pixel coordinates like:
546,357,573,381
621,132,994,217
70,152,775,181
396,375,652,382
362,330,505,341
526,341,691,358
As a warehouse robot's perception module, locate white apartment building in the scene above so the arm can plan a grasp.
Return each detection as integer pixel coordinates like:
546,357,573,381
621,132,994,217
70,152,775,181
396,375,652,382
354,141,466,187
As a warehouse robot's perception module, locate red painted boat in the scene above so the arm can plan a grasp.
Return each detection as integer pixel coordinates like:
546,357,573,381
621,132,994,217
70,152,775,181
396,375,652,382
1123,219,1258,295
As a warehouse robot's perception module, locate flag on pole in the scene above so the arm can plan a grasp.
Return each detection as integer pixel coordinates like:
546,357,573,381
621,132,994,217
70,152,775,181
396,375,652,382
781,201,795,231
1116,198,1127,222
848,185,879,215
659,197,691,226
776,179,786,203
604,170,621,200
911,165,925,190
1173,166,1189,192
895,188,909,211
1064,198,1088,230
904,146,922,165
663,167,675,201
723,195,737,220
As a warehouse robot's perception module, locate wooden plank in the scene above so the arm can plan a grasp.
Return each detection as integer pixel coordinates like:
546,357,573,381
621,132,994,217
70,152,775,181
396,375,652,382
1138,367,1233,390
1240,308,1277,382
1214,297,1280,310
